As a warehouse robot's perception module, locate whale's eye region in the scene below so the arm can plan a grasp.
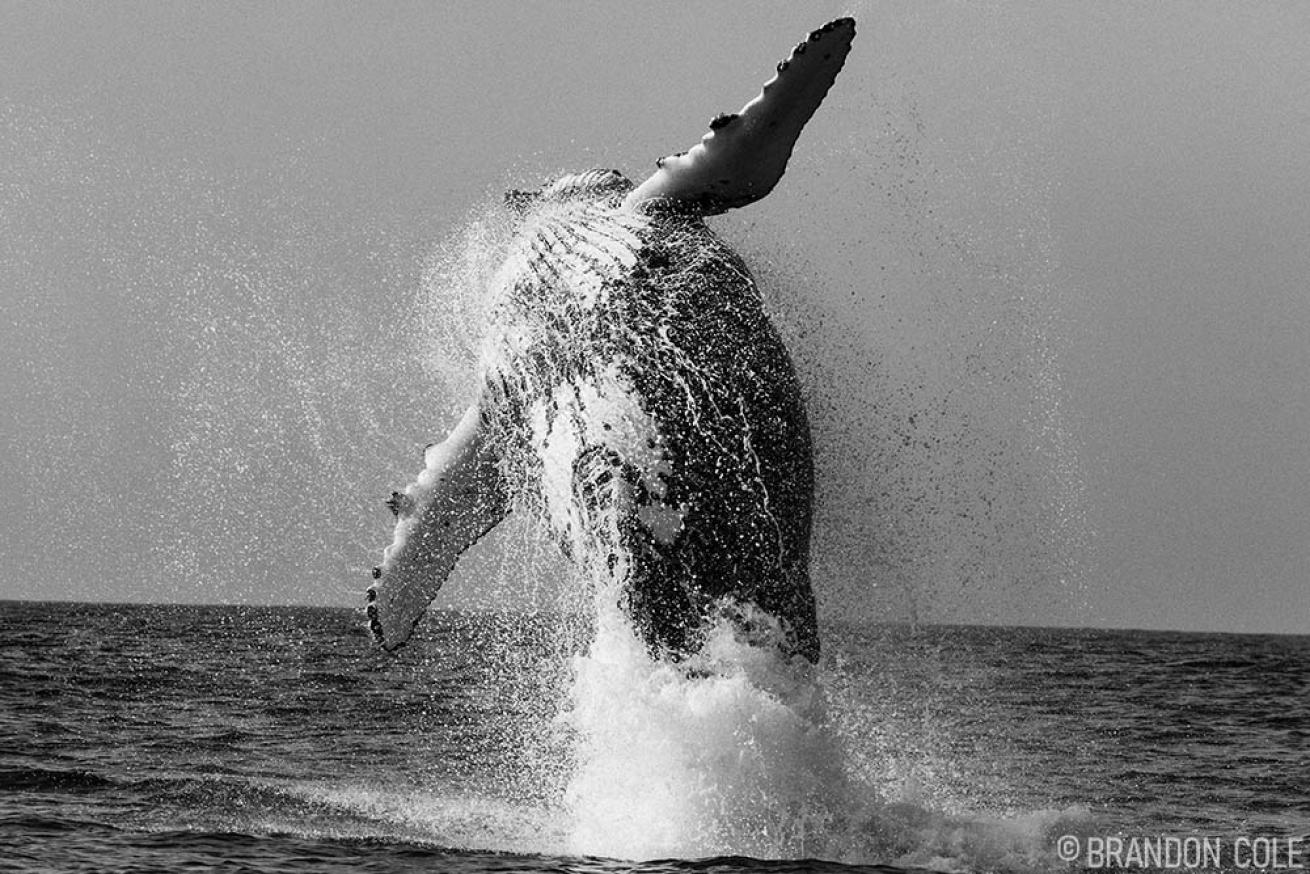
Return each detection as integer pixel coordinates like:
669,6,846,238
504,169,635,215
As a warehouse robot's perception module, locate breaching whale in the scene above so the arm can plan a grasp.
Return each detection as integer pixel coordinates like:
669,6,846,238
367,18,856,663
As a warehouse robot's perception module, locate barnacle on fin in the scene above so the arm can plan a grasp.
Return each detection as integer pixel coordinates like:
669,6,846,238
709,112,739,131
382,492,413,518
777,60,790,73
657,149,689,169
365,595,416,654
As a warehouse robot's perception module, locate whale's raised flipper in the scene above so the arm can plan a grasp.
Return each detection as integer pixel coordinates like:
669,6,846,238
366,404,509,651
623,17,855,215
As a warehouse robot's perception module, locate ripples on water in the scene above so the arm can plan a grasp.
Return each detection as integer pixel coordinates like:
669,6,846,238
0,601,1305,873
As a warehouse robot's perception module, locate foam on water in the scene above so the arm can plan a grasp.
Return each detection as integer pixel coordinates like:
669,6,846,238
559,599,1095,868
294,783,572,856
565,600,845,860
279,613,1095,871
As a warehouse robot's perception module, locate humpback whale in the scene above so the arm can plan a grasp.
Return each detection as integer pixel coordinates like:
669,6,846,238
367,18,855,663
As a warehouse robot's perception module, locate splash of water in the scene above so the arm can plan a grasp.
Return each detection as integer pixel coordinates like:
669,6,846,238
565,600,845,859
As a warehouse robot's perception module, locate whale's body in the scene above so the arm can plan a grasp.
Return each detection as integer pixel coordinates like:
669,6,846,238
367,19,855,662
485,171,817,659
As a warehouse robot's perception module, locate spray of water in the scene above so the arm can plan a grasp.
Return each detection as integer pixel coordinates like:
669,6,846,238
565,599,844,859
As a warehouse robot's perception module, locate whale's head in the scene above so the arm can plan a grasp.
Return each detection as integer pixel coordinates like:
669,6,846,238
504,169,634,217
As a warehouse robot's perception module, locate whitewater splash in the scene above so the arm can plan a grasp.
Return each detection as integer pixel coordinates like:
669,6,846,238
560,601,1094,866
308,600,1092,868
566,599,844,859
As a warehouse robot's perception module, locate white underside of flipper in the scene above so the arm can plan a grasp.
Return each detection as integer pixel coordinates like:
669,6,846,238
623,18,855,215
366,405,508,651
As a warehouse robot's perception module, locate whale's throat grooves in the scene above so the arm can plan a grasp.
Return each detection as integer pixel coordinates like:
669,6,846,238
482,181,818,661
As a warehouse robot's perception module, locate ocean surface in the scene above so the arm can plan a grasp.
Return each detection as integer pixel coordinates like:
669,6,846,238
1,600,1305,873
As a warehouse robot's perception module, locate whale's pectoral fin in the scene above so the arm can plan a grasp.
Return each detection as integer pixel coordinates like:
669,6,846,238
366,404,509,651
623,17,855,216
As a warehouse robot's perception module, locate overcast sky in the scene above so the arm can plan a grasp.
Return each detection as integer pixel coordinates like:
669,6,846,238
3,3,1307,635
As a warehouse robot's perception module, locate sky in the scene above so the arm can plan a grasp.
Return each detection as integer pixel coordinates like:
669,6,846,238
2,2,1307,635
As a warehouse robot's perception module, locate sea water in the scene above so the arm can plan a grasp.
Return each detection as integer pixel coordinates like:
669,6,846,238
2,600,1305,873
